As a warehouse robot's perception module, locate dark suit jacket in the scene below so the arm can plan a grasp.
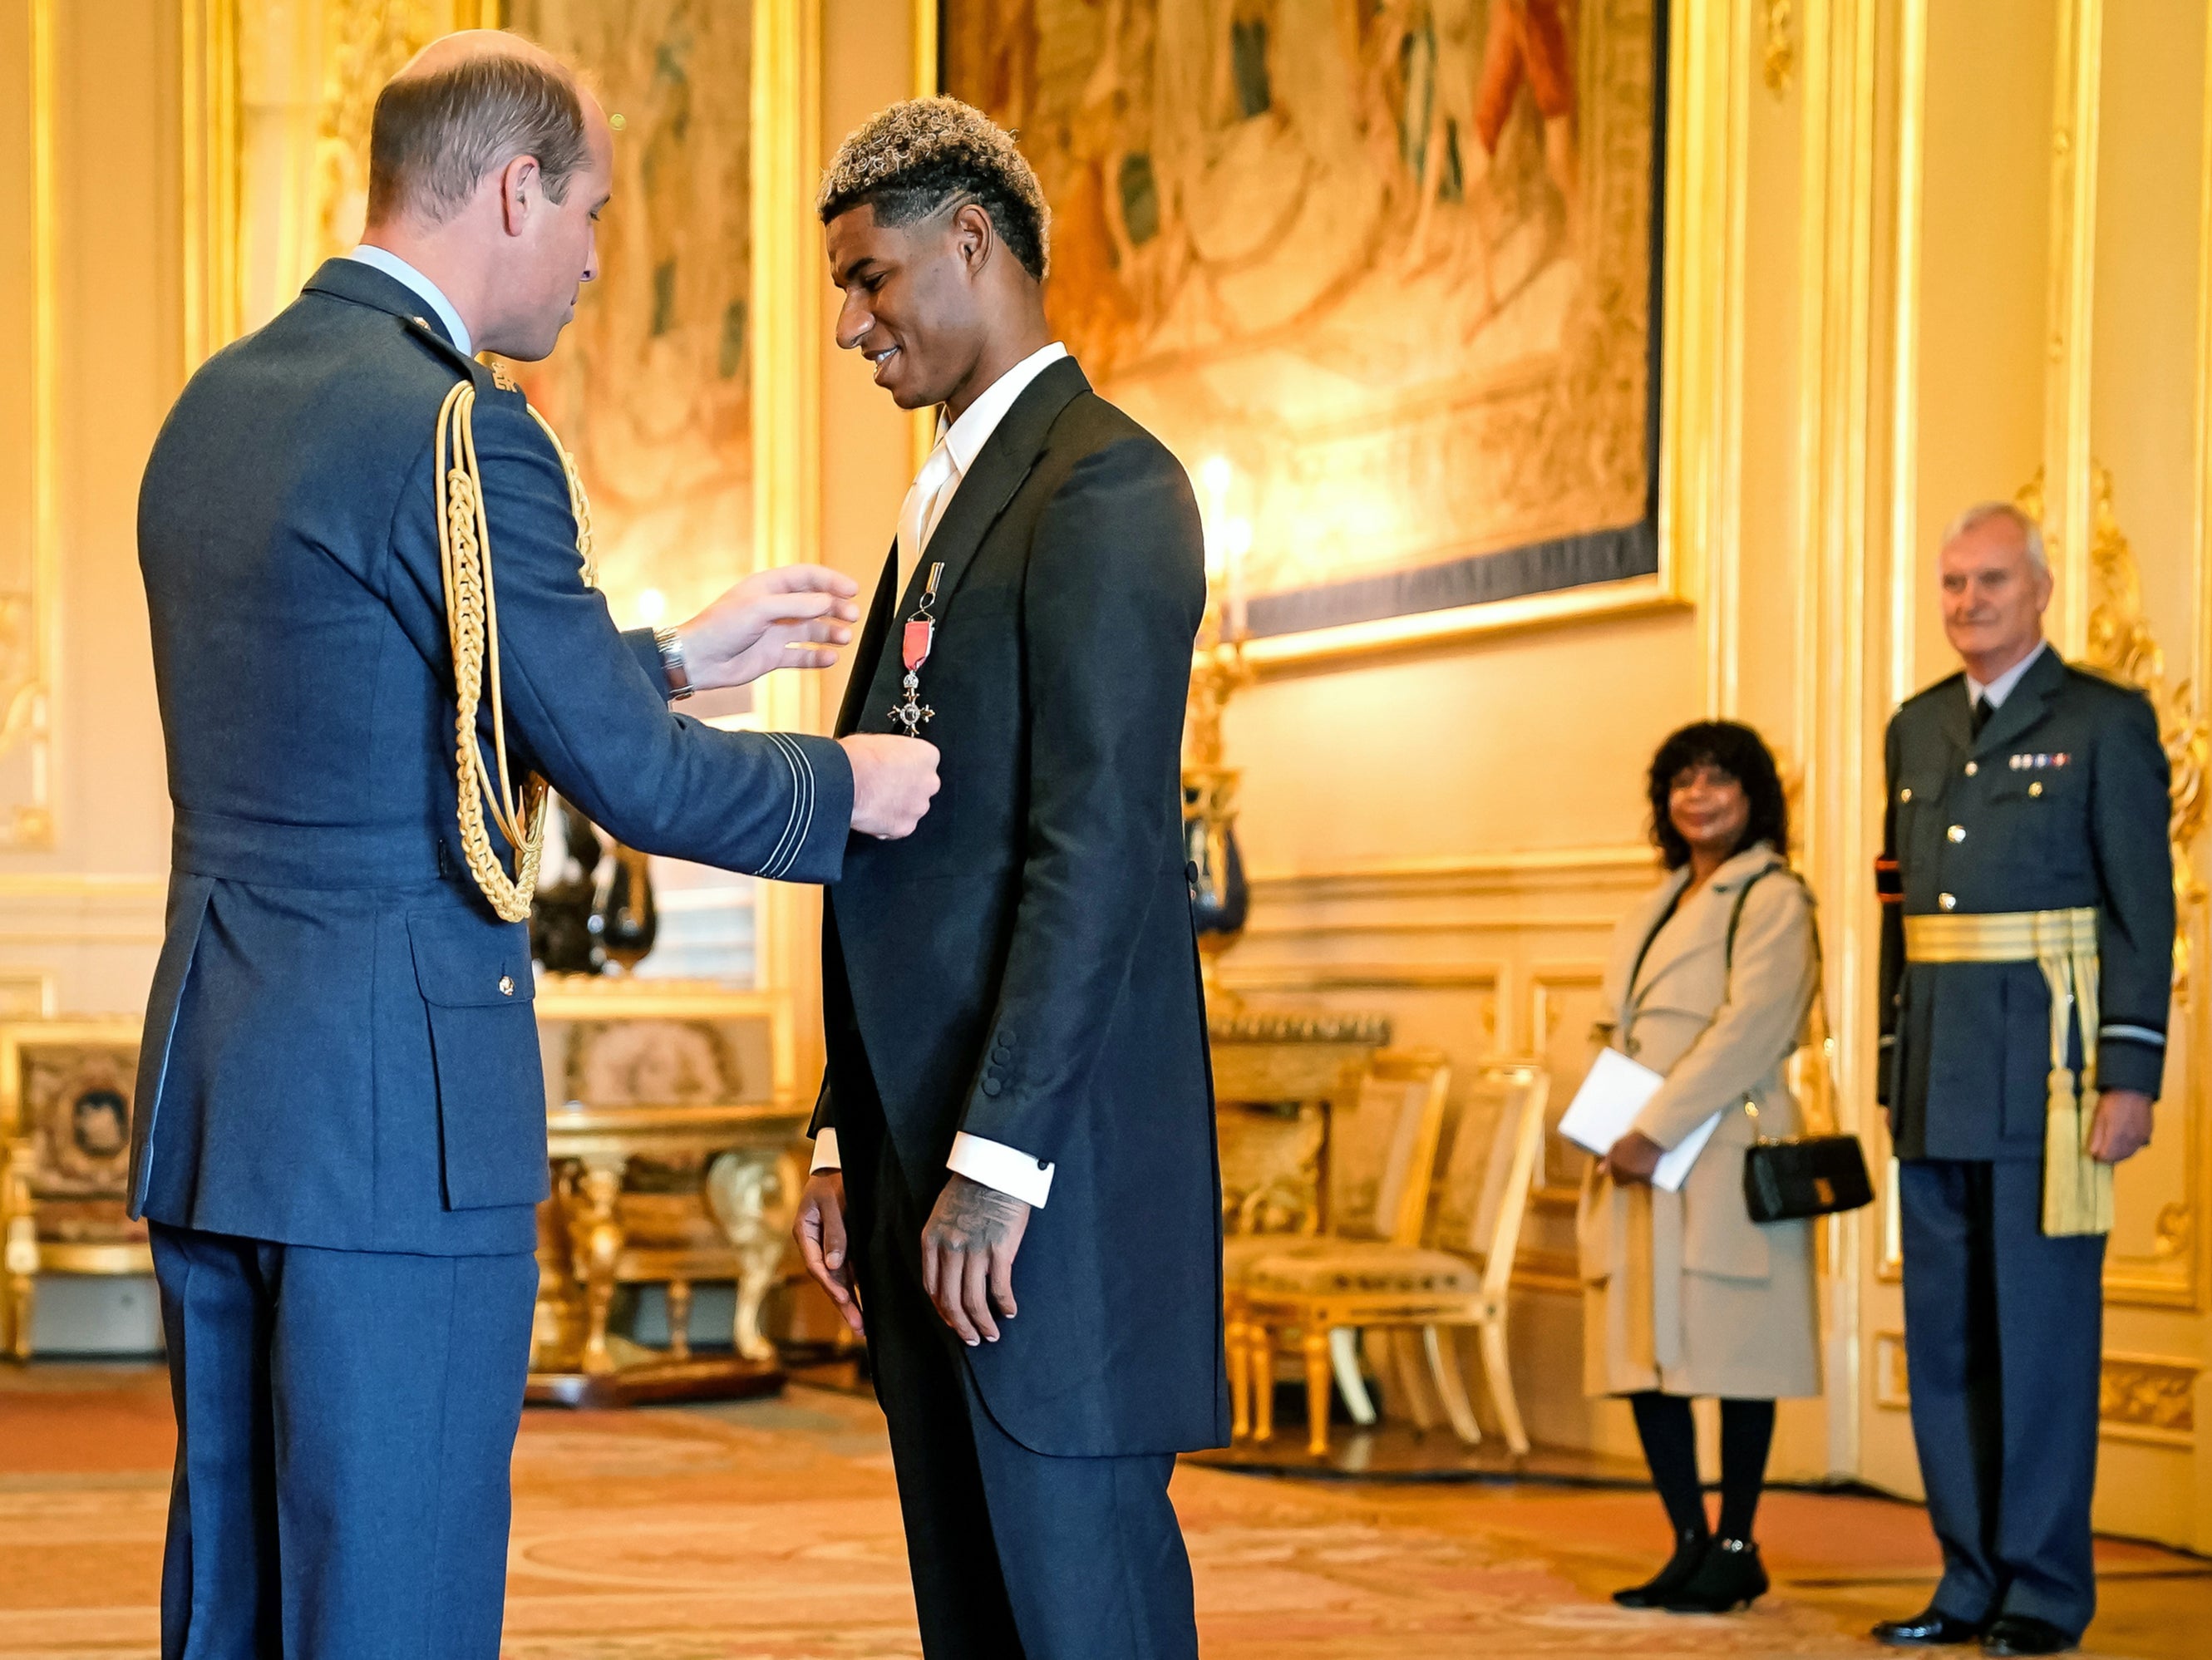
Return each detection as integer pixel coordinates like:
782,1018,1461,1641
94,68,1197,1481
810,357,1228,1458
1878,646,2174,1158
131,258,851,1256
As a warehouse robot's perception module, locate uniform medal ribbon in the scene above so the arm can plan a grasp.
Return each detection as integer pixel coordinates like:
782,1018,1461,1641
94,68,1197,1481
890,561,943,738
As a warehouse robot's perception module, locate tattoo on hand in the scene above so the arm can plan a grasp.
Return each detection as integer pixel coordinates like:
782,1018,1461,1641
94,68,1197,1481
927,1174,1026,1252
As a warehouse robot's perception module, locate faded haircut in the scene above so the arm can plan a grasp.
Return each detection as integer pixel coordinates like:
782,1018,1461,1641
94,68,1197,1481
818,97,1050,282
368,47,590,227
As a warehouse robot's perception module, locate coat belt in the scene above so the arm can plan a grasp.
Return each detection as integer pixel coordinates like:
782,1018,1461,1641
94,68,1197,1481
1902,906,2110,1237
172,808,447,889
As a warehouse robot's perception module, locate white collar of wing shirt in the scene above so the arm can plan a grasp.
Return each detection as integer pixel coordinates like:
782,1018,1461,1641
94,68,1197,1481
347,243,475,359
1964,637,2048,711
810,340,1072,1212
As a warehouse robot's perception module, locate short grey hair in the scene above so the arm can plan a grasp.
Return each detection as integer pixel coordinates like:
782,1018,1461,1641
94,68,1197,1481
818,97,1050,282
368,47,591,226
1940,500,2048,574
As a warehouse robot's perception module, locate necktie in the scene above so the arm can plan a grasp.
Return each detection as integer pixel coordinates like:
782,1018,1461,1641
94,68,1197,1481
896,438,958,600
1970,693,1992,737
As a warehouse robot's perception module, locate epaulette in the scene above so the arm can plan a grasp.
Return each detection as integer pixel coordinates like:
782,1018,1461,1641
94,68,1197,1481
1898,668,1968,712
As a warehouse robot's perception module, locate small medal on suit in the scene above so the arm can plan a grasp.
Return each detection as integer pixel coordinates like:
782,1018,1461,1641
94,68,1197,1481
891,560,944,737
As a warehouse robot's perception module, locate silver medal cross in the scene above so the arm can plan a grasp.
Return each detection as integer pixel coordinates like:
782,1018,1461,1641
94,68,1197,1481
890,671,934,737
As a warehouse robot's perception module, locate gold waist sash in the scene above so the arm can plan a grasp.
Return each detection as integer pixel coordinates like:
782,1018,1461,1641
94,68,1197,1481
1903,906,2109,1236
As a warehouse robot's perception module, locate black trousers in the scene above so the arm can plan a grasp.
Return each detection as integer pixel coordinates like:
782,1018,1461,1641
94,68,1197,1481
1899,1159,2106,1637
149,1223,538,1660
844,1119,1198,1660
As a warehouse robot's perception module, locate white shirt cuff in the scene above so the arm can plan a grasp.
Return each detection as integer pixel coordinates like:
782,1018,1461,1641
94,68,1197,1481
948,1131,1054,1209
810,1127,840,1172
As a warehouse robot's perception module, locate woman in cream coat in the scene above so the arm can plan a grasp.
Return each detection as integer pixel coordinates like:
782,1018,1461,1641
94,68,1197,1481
1581,720,1821,1614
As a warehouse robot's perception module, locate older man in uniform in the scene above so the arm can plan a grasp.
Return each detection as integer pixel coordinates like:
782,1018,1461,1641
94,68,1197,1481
130,32,937,1658
1874,502,2171,1657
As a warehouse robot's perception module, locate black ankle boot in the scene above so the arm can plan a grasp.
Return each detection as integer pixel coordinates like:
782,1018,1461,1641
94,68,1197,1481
1661,1536,1769,1613
1613,1529,1711,1608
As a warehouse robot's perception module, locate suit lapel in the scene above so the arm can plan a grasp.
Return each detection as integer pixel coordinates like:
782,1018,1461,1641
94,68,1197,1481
853,357,1092,731
1972,645,2066,761
835,548,899,737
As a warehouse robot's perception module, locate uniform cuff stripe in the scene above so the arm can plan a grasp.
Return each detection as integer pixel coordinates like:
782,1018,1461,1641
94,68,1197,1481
760,733,814,879
2101,1024,2166,1048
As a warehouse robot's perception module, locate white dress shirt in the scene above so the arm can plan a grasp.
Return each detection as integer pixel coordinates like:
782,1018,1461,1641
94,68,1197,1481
812,340,1073,1212
1964,638,2047,711
346,244,474,359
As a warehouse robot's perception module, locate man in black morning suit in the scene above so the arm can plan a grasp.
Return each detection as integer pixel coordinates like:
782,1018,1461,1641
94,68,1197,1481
129,34,938,1658
791,101,1225,1659
1874,503,2172,1657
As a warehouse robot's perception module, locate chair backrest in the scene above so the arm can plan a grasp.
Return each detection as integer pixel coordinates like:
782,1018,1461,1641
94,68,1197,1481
1327,1049,1451,1245
1425,1064,1549,1295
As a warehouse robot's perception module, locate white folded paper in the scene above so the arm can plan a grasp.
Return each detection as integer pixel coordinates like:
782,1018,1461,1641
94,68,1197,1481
1558,1047,1723,1194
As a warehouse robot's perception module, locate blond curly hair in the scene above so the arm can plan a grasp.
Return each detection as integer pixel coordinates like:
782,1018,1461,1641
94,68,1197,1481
818,96,1050,281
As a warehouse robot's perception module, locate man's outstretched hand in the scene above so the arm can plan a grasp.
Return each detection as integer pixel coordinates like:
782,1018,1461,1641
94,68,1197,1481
920,1173,1030,1346
842,734,939,838
794,1171,864,1337
673,565,861,691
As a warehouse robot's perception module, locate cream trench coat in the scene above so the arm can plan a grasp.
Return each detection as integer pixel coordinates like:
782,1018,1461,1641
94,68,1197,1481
1579,841,1823,1400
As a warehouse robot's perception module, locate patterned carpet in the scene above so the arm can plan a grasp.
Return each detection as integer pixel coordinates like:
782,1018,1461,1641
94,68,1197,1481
1,1364,2205,1658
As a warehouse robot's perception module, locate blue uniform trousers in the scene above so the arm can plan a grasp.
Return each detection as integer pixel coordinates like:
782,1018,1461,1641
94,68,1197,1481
848,1119,1198,1660
150,1224,537,1659
1899,1160,2105,1637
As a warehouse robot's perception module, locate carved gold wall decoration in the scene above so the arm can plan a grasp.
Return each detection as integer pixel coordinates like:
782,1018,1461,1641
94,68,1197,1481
2078,465,2211,1006
2097,1354,2199,1446
1763,0,1796,96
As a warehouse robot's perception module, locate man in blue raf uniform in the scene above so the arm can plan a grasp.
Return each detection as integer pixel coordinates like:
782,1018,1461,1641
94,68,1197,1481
130,32,938,1659
1874,502,2170,1657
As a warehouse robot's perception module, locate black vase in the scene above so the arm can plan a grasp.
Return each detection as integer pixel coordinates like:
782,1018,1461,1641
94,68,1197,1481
592,845,658,972
530,801,604,974
1185,814,1249,938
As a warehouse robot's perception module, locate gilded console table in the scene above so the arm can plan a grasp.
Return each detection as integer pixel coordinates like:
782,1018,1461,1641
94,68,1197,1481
527,1098,809,1408
1209,1012,1391,1237
525,975,805,1406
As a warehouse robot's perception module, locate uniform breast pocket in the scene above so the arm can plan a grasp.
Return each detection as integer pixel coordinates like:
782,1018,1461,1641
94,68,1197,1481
1988,770,2088,870
406,910,547,1210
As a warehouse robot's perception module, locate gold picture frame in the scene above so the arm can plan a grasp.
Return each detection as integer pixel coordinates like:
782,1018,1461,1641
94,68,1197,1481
0,1017,151,1360
923,0,1746,672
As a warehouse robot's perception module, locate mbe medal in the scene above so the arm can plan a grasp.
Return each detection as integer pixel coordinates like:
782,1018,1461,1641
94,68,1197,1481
890,561,943,737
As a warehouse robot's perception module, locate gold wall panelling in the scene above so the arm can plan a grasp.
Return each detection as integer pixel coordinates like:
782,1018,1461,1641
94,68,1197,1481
1875,1331,2200,1451
0,0,61,850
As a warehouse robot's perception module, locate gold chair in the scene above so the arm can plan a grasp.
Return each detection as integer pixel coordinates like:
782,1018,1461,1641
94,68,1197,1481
0,1021,151,1361
1240,1062,1549,1456
1224,1049,1452,1439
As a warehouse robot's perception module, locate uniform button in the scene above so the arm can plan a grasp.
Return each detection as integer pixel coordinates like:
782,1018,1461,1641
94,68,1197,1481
1036,1157,1049,1170
981,1078,1003,1098
1964,761,1978,776
1939,893,1957,911
499,975,515,996
1947,825,1965,843
1900,787,1913,802
2029,781,2043,797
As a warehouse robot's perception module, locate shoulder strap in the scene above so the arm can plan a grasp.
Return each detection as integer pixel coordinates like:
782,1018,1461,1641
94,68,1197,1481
1725,863,1814,969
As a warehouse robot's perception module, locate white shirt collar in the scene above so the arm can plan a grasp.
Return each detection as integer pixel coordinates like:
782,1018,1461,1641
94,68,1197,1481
936,342,1069,477
1964,638,2048,710
346,244,474,360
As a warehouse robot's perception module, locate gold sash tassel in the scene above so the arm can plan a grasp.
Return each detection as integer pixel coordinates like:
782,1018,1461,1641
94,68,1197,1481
432,378,596,923
1902,907,2111,1236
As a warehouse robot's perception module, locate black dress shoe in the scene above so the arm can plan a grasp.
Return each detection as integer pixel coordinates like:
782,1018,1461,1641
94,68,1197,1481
1612,1529,1709,1608
1661,1537,1769,1613
1871,1606,1986,1646
1981,1614,2076,1656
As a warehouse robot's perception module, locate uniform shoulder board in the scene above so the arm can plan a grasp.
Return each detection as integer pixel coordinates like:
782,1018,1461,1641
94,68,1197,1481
488,359,520,393
1899,668,1968,712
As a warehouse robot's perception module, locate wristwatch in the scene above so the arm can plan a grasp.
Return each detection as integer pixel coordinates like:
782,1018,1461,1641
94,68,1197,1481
653,627,693,700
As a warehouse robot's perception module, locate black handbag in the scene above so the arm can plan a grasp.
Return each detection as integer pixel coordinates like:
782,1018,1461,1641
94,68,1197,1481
1725,864,1875,1224
1742,1130,1874,1222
